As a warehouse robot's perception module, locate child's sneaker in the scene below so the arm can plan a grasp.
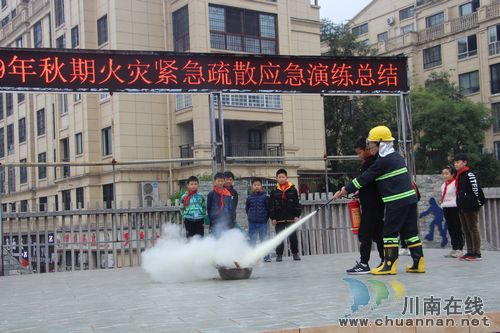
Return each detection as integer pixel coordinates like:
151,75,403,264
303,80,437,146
264,255,272,262
459,252,474,261
451,250,463,258
444,250,455,258
346,261,370,275
465,254,483,261
293,253,301,261
276,255,283,262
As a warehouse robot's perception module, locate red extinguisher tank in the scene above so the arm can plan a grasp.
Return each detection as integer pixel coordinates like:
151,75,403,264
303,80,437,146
348,199,361,235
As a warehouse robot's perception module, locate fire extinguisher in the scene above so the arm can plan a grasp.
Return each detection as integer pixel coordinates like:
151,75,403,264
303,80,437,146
348,199,361,235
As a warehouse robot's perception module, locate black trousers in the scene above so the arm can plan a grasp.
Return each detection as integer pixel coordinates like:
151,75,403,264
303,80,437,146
443,207,464,250
359,206,384,264
383,203,419,241
275,222,298,256
184,218,204,238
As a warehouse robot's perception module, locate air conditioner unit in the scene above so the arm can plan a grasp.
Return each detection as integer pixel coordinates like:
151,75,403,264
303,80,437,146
387,16,395,25
140,181,160,207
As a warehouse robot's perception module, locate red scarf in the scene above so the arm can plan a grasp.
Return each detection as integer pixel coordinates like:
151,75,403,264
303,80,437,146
213,186,231,211
441,179,454,204
183,191,197,208
455,166,470,191
278,182,292,201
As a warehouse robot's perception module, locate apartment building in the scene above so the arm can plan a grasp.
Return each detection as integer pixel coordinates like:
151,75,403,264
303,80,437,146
350,0,500,159
0,0,325,211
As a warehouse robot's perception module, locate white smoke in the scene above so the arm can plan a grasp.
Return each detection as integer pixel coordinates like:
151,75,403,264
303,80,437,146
141,223,253,283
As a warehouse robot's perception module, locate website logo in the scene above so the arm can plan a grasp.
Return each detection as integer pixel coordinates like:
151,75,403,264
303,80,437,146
343,278,406,313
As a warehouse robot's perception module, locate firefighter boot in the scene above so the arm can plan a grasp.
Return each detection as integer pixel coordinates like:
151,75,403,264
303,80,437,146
406,244,426,273
371,246,398,275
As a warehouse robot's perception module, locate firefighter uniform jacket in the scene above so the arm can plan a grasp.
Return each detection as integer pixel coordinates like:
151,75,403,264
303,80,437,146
345,151,417,209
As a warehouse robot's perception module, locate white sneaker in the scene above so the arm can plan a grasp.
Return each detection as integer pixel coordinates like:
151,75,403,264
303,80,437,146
444,250,455,258
451,250,463,258
399,248,410,256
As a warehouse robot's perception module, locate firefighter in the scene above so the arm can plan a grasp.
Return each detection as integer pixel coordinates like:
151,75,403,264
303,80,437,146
333,126,425,275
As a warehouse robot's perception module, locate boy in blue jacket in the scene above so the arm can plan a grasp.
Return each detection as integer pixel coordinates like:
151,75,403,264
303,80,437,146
246,178,271,262
179,176,207,238
207,172,235,237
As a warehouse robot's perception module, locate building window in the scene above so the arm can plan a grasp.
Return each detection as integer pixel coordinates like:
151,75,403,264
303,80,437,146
493,103,500,133
76,187,84,209
400,23,415,35
75,132,83,155
173,5,189,52
488,24,500,56
495,141,500,161
459,71,479,95
459,0,479,16
458,35,477,59
38,152,46,179
15,36,22,47
352,23,368,36
37,108,45,136
39,197,47,211
248,130,262,150
18,117,26,143
490,63,500,94
8,166,15,193
101,127,112,156
6,93,12,116
60,137,70,177
377,32,388,42
74,94,81,102
71,25,79,48
426,12,444,28
399,6,415,21
20,158,27,184
97,15,108,46
59,94,68,115
62,189,71,210
102,183,114,209
55,34,65,48
1,16,9,27
0,168,4,194
11,8,16,19
20,200,28,212
54,0,64,27
213,93,282,109
209,5,277,54
1,0,6,9
33,20,42,48
423,45,442,69
0,127,4,158
99,93,110,101
6,123,13,155
175,94,192,110
18,93,25,103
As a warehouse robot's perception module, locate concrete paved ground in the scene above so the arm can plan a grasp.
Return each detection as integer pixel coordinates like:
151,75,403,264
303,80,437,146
0,249,499,333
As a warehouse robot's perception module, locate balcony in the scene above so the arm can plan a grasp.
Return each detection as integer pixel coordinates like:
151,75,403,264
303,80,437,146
418,24,445,43
179,144,194,166
450,12,478,34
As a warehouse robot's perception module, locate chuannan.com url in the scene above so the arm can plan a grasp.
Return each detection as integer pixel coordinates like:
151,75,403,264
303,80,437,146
339,315,490,328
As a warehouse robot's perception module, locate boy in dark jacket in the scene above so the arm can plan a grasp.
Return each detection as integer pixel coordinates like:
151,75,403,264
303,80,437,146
269,169,302,262
346,138,384,275
207,173,235,237
246,178,271,262
454,153,485,261
224,171,238,227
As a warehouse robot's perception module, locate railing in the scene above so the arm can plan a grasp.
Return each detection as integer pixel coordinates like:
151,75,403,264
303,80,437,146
179,144,194,166
222,142,284,164
450,12,478,34
418,23,445,43
486,2,500,19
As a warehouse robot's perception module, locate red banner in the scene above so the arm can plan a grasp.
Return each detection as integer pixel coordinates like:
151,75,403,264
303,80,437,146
0,48,408,94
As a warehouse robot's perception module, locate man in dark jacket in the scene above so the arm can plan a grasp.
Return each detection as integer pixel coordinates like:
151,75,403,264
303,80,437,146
269,169,302,262
454,153,485,261
334,126,425,275
346,138,385,275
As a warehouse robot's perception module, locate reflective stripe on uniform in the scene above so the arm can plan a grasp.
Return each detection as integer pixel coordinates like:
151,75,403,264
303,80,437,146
382,189,416,203
352,178,362,190
383,237,399,244
375,167,408,181
405,236,420,244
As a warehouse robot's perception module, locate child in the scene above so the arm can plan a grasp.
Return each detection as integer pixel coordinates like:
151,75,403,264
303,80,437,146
246,178,271,262
454,154,485,261
346,138,384,275
179,176,206,238
207,172,235,237
269,169,302,262
440,166,464,258
223,171,238,228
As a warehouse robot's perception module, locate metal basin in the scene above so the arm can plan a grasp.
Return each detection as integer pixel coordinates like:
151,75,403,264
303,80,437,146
217,266,253,280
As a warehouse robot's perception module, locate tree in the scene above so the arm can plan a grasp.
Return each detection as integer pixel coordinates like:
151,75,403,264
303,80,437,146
411,71,495,182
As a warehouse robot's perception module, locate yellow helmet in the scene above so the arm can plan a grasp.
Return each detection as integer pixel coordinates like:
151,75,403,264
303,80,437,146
367,125,395,142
